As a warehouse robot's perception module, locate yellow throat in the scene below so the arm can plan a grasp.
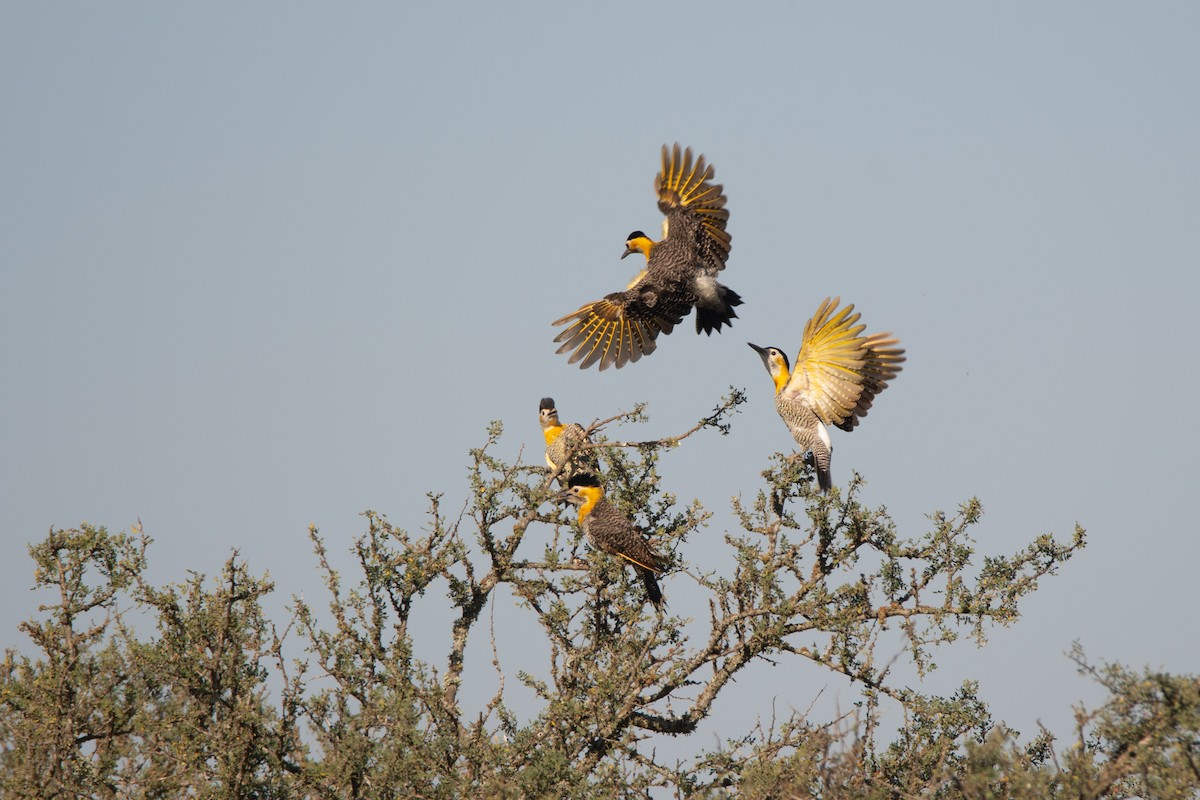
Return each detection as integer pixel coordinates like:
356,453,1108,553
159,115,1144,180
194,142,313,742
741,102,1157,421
542,424,565,446
573,485,603,521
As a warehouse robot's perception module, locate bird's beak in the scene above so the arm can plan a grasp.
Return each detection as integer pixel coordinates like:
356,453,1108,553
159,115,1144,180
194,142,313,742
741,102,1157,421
620,246,634,260
552,488,574,505
747,342,771,367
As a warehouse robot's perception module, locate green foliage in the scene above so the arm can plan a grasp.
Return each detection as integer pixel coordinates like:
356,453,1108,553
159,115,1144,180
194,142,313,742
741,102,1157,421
0,525,296,798
1,396,1195,798
0,526,146,797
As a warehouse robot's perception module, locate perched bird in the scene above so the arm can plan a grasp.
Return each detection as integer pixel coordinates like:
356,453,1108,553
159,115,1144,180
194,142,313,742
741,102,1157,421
552,143,743,370
538,397,599,485
749,297,905,492
557,479,666,609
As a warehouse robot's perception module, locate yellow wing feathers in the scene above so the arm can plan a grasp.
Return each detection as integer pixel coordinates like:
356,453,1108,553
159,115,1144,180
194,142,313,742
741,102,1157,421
551,144,740,369
785,297,905,428
656,143,731,258
750,298,904,493
551,300,666,370
837,331,906,431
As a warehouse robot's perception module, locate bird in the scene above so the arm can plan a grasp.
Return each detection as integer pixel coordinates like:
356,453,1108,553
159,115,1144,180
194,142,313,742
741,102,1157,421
538,397,600,485
557,478,666,609
551,143,743,370
749,297,905,493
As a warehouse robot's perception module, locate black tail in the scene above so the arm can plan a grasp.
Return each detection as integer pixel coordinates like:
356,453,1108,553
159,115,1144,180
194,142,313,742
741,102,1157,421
639,568,665,610
695,284,743,335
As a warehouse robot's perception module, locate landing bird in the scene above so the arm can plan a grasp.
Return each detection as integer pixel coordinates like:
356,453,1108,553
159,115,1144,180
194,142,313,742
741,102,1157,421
749,297,905,492
552,143,743,370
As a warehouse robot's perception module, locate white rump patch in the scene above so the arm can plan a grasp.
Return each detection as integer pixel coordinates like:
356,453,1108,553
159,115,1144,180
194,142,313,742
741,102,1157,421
694,274,720,304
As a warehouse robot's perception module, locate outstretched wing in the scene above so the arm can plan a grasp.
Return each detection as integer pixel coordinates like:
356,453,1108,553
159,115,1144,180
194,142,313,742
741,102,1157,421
655,143,731,275
550,145,733,370
834,332,905,431
781,297,872,427
551,284,683,370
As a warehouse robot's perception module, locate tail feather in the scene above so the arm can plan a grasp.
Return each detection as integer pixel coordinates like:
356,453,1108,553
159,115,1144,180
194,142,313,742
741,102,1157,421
816,464,831,493
810,441,832,493
638,567,665,609
694,284,744,335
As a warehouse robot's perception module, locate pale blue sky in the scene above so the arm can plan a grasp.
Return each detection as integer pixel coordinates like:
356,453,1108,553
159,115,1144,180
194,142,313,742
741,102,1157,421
3,2,1198,759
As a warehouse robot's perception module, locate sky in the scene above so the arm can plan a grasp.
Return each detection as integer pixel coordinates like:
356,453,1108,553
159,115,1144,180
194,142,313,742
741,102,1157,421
3,1,1198,767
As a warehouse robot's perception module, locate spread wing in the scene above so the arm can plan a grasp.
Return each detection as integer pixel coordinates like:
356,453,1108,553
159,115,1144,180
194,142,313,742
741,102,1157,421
656,143,731,275
780,297,872,427
835,332,905,431
551,281,684,370
550,145,732,371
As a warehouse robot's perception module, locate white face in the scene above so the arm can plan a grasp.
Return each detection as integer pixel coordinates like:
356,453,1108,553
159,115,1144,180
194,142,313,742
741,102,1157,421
754,346,785,373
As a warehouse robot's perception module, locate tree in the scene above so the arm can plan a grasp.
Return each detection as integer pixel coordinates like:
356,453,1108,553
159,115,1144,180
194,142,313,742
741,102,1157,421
2,394,1196,798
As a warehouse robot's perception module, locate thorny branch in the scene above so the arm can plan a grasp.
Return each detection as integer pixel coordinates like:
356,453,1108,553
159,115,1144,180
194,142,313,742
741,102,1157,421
286,390,1085,790
19,395,1200,798
580,386,747,450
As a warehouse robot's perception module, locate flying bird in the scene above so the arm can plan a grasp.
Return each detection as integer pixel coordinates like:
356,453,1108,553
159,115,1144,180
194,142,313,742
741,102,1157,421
552,143,743,370
749,297,905,492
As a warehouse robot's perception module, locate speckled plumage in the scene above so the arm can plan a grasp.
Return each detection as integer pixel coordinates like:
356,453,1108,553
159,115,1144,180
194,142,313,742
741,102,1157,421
751,298,905,492
774,392,836,491
552,144,743,370
560,484,665,609
539,398,600,486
